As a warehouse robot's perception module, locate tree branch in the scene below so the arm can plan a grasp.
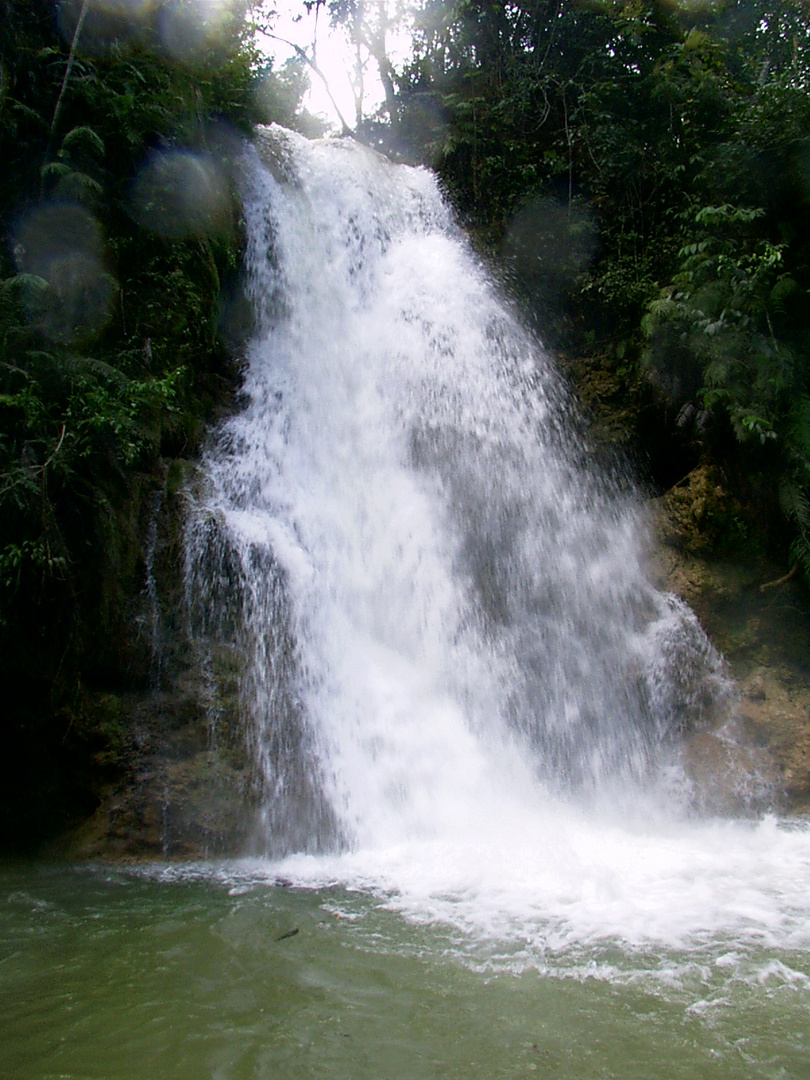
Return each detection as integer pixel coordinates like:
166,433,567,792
760,562,799,592
51,0,90,137
257,28,354,137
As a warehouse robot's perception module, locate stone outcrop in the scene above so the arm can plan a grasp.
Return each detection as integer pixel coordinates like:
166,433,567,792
655,469,810,816
50,463,810,861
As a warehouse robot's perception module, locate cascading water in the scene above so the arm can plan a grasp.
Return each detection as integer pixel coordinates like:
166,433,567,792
184,126,810,952
187,123,723,847
6,130,810,1080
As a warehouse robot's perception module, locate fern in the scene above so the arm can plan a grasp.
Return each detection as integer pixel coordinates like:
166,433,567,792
61,355,129,386
54,170,104,202
59,125,105,159
0,274,51,297
790,526,810,584
39,161,72,180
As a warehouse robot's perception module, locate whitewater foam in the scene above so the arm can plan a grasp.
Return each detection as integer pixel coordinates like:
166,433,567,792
182,127,810,962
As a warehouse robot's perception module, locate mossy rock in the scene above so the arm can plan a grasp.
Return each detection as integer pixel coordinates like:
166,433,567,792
657,464,761,556
654,497,810,814
563,351,645,448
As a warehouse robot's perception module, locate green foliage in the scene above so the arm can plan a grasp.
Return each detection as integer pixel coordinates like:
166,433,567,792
0,0,263,623
645,204,790,434
0,0,312,846
391,0,810,578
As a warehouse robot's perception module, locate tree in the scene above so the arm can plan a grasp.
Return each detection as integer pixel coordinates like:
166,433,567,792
324,0,412,130
0,0,309,847
389,0,810,572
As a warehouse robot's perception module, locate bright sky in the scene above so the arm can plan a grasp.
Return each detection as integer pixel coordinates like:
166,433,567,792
264,1,412,131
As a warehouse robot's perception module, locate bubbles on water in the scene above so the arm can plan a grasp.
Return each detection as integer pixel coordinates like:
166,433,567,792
130,149,233,238
12,201,116,341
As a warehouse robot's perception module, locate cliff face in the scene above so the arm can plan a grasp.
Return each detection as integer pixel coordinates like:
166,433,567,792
0,0,295,856
1,456,246,856
37,457,807,863
655,474,810,817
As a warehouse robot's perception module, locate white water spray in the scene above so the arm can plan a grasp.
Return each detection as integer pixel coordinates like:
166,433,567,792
185,127,810,950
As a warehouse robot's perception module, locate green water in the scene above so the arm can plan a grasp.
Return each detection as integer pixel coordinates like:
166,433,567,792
1,863,808,1079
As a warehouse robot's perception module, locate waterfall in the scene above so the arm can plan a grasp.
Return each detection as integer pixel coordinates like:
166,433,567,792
185,125,726,858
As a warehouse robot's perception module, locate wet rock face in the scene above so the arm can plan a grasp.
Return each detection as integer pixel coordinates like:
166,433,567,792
63,680,259,861
735,669,810,812
654,478,810,816
52,452,810,860
680,670,810,816
48,463,265,862
680,725,778,815
657,464,763,557
68,490,810,859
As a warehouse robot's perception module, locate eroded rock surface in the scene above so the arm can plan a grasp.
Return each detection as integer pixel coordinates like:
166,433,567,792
655,472,810,816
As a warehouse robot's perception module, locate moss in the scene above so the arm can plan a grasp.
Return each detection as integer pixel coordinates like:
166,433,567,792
563,352,646,449
658,464,765,557
166,457,199,498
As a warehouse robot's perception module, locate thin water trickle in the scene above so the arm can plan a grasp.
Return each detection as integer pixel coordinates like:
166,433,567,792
141,488,163,684
181,127,810,958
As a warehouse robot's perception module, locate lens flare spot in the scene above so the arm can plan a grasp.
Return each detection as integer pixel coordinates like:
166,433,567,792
57,0,152,56
130,150,232,239
12,202,116,341
57,0,239,62
501,196,598,313
157,0,238,65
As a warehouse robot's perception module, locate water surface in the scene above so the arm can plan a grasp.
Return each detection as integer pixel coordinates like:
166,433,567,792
2,854,808,1079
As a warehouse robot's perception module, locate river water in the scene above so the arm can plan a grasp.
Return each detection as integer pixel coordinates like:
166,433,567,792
4,128,810,1077
1,847,809,1079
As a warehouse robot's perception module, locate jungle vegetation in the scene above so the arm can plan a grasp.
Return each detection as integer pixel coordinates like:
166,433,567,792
375,0,810,567
0,0,309,846
2,0,809,847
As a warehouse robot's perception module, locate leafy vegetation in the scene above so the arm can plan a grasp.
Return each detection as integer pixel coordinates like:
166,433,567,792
352,0,810,571
0,0,312,847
